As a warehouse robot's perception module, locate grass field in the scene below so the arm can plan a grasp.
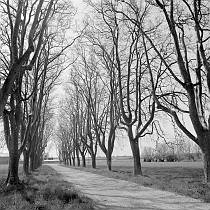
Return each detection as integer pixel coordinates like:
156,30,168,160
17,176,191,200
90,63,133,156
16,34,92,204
69,157,210,203
86,156,203,168
0,164,9,176
0,164,94,210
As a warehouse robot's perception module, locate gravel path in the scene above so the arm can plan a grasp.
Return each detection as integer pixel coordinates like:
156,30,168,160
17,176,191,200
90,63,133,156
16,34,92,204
48,164,210,210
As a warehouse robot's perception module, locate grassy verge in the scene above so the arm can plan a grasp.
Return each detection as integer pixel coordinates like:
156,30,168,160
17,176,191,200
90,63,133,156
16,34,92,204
68,164,210,203
0,165,94,210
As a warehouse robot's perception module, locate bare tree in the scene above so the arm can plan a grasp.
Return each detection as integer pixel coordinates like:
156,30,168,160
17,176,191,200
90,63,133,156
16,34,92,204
149,0,210,182
85,0,156,175
1,0,75,185
116,0,210,182
57,122,73,166
71,56,101,169
57,90,88,167
82,23,121,171
0,0,54,117
1,0,58,185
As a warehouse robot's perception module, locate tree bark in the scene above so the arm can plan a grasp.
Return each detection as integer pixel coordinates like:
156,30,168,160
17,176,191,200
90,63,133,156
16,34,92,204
106,152,112,171
72,156,75,166
69,154,72,166
200,137,210,183
129,138,142,175
91,154,96,168
76,147,80,167
66,152,70,165
66,158,69,166
34,153,42,169
81,154,86,167
7,151,20,185
4,110,21,185
30,151,35,171
63,152,67,165
23,150,30,175
203,150,210,183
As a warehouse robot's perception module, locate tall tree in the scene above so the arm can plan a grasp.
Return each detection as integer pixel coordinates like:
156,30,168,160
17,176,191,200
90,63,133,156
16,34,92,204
83,29,120,171
86,0,156,175
1,0,75,185
0,0,54,117
70,52,102,169
1,0,56,185
116,0,210,182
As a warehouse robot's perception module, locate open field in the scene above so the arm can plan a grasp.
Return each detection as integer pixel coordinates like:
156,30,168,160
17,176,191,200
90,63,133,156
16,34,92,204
0,157,9,165
0,164,9,176
85,156,203,168
0,164,94,210
66,157,210,202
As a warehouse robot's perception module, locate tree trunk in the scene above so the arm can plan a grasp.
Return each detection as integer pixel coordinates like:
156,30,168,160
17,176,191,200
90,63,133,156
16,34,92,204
66,152,70,165
72,149,75,166
81,154,86,167
91,154,96,169
129,138,142,175
76,148,80,167
62,151,66,164
7,152,20,185
5,167,10,185
203,150,210,183
34,153,41,169
64,157,67,165
30,151,35,171
23,150,30,175
77,158,80,166
198,132,210,183
201,139,210,183
3,110,20,185
69,155,72,166
106,153,112,171
72,156,75,166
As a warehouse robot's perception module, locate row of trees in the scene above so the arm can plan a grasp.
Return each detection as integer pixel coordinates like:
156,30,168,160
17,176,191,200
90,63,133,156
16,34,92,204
57,0,210,183
0,0,75,186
